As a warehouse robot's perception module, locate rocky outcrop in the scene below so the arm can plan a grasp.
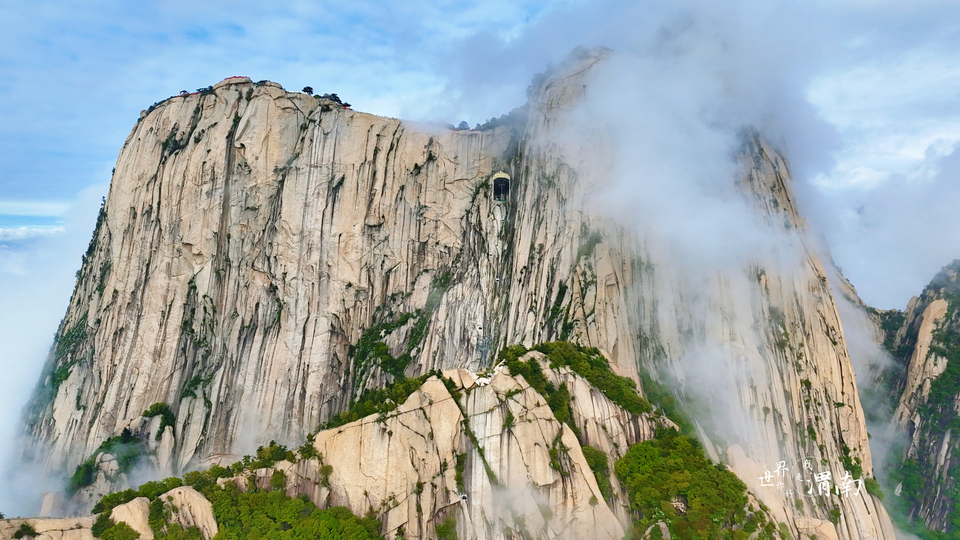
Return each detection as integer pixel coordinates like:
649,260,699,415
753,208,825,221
0,516,95,540
877,261,960,531
162,487,218,540
24,74,524,487
242,362,667,540
8,364,662,540
110,498,152,539
1,486,217,540
23,48,893,538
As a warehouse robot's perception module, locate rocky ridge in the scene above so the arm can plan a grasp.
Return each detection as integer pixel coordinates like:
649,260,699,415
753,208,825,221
7,360,666,540
873,261,960,532
269,361,653,539
0,487,216,540
22,48,893,538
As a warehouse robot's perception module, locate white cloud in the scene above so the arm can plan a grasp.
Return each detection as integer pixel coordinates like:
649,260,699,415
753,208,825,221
0,184,106,516
0,2,959,515
0,227,65,245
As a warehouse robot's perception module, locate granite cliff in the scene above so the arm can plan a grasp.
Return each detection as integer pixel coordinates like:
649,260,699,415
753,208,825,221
19,49,894,539
869,261,960,534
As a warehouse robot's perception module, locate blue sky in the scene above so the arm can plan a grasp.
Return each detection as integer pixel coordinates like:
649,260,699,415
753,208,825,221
0,0,959,515
0,0,956,332
0,1,958,310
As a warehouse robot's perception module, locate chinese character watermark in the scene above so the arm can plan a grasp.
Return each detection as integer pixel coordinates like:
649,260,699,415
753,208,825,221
758,456,864,500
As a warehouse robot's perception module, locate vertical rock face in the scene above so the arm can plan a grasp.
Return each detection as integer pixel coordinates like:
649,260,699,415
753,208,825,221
24,50,893,537
877,261,960,531
291,367,651,540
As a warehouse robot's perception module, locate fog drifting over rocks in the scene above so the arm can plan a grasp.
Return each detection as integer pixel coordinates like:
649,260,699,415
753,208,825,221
1,0,959,522
0,185,106,515
435,0,960,310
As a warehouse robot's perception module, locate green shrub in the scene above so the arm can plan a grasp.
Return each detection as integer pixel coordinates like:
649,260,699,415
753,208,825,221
839,444,863,479
205,483,381,539
148,498,167,533
249,441,295,469
616,430,751,539
298,435,319,460
455,453,467,493
91,512,114,537
533,342,652,415
137,477,183,500
142,403,175,441
91,514,141,540
69,429,145,495
580,445,612,502
155,524,202,540
69,461,97,496
503,409,515,429
435,515,458,540
864,477,884,500
13,523,38,539
322,372,437,430
100,521,140,540
92,489,137,514
546,383,571,424
54,314,88,361
498,345,547,395
352,274,451,381
639,370,695,437
319,463,334,488
270,470,287,492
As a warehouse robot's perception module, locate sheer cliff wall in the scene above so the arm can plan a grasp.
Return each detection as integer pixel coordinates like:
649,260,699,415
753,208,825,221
24,52,893,538
871,262,960,532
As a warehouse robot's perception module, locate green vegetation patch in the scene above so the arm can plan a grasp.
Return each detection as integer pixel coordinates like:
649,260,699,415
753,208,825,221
475,104,528,132
55,314,88,361
322,371,439,430
180,374,213,400
639,371,695,438
615,430,775,540
92,513,141,540
878,309,907,355
33,312,92,411
142,403,176,441
92,447,379,540
69,429,146,496
92,476,186,514
581,445,612,502
922,317,960,435
270,470,287,492
232,441,297,471
838,443,864,480
351,273,451,381
435,515,458,540
207,484,382,540
885,286,960,537
501,341,652,416
576,227,603,261
454,453,467,493
352,312,417,379
13,523,39,539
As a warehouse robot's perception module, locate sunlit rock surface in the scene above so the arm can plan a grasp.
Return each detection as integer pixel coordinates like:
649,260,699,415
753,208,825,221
23,49,894,538
196,364,665,540
878,262,960,531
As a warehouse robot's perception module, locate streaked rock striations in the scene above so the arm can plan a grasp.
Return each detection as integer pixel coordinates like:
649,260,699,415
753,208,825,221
269,365,656,540
23,49,893,538
877,261,960,532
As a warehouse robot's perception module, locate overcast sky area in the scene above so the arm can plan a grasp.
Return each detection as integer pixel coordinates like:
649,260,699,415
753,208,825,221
0,0,959,512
